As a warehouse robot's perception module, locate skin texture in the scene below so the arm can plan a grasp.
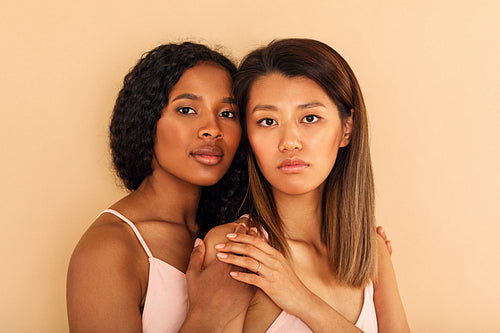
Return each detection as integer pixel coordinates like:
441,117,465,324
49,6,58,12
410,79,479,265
154,63,241,186
206,74,409,332
67,63,252,333
246,74,351,196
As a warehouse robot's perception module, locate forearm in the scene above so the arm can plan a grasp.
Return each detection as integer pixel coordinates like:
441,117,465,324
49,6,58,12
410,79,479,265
294,292,363,333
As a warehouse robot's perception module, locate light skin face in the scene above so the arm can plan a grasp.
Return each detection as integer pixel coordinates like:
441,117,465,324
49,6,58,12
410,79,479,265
246,73,353,196
153,62,241,187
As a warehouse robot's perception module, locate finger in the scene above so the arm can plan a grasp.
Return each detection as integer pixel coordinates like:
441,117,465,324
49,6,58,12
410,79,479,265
215,241,275,273
376,226,388,241
386,240,393,256
248,227,258,237
186,238,205,275
226,232,275,255
217,252,262,274
229,271,264,288
215,241,268,265
234,221,248,235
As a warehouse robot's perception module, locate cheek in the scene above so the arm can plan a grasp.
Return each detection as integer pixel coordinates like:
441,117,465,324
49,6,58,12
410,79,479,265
309,123,344,149
224,123,242,153
156,118,189,152
249,135,275,175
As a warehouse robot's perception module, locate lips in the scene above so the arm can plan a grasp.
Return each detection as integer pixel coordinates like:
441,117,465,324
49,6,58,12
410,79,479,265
278,157,309,174
190,146,224,166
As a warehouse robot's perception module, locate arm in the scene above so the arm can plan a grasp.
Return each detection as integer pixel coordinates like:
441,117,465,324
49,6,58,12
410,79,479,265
68,220,253,333
215,231,362,333
373,234,410,332
67,223,145,333
181,220,255,333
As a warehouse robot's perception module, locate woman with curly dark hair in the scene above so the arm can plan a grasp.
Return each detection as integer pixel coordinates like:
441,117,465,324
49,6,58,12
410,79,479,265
67,42,253,332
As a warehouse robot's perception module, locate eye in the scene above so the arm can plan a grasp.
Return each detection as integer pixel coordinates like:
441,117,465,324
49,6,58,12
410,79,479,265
219,110,237,119
257,118,278,127
302,114,320,124
177,107,196,115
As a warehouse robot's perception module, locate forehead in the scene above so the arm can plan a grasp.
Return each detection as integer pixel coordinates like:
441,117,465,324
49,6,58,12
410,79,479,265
248,73,332,106
170,62,232,96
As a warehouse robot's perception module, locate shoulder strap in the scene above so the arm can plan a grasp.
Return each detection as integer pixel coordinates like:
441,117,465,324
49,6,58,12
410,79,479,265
99,209,154,258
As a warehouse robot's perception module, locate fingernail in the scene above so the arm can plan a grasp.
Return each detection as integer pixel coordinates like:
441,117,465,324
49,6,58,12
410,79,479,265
240,214,249,219
239,222,247,228
215,243,225,249
230,271,239,277
194,238,201,248
226,233,237,239
217,252,228,259
251,227,258,233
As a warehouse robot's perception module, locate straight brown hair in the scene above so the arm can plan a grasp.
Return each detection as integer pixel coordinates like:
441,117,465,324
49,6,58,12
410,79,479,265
233,39,377,287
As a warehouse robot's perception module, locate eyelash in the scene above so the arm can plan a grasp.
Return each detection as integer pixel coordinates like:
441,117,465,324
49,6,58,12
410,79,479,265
257,118,277,127
177,107,237,120
257,114,320,127
219,110,237,119
302,114,320,123
177,107,196,115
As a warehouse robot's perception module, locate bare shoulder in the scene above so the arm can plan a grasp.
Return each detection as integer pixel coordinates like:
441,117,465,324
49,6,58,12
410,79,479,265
67,213,146,331
205,222,239,244
204,218,248,264
69,214,144,271
67,213,148,296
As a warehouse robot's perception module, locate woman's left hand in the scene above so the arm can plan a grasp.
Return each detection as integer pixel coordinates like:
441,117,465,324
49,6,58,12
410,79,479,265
215,229,312,316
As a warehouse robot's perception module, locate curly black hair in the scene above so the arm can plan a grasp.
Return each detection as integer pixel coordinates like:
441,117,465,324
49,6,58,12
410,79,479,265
110,42,248,236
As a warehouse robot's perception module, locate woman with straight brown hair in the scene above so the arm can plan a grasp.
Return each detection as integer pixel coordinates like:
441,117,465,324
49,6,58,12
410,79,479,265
206,38,409,332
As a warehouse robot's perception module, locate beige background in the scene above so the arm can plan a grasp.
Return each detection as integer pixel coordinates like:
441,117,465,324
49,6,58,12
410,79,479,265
1,0,499,332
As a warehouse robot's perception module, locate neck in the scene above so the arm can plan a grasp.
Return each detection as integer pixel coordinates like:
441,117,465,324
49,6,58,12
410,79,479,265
272,185,324,244
130,167,201,232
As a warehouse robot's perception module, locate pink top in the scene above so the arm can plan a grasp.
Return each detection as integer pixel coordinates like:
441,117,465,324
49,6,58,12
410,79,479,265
100,209,187,333
101,210,377,332
266,283,378,332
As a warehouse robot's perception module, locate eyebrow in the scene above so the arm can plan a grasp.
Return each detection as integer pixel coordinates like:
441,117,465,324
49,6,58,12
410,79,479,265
171,93,235,104
222,97,236,104
299,102,326,109
251,102,326,113
251,104,278,113
172,93,201,102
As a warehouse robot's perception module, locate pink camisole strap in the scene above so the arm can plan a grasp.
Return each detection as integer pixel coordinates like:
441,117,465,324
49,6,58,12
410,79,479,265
100,209,154,257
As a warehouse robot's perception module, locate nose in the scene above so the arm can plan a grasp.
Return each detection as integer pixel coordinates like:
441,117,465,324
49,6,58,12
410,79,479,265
278,123,302,152
198,113,222,139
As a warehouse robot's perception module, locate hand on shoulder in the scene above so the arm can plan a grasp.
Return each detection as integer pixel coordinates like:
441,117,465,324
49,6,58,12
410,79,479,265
204,217,250,264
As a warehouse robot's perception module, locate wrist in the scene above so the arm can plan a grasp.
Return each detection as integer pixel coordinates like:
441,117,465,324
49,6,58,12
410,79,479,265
292,289,324,320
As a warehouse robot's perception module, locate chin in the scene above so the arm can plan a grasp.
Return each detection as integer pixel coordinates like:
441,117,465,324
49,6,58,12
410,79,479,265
271,181,322,196
194,174,225,187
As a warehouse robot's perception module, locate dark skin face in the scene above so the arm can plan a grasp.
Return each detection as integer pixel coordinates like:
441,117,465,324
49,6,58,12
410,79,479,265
153,62,241,187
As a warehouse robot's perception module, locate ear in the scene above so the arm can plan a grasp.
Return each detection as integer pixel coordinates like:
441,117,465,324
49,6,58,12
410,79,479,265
340,109,354,147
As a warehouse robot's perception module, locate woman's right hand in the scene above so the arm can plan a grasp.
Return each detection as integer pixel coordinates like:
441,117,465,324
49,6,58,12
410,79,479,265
215,230,363,332
214,230,316,316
